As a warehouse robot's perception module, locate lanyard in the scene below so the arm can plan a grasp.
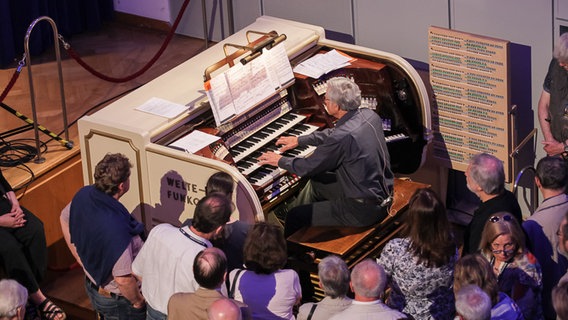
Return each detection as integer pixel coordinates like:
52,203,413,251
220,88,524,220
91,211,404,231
179,227,208,247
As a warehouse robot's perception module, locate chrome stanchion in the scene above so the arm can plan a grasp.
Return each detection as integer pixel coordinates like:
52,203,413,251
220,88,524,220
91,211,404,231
23,16,71,164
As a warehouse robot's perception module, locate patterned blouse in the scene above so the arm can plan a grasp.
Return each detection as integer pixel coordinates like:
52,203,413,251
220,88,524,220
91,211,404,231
482,251,544,320
378,237,458,320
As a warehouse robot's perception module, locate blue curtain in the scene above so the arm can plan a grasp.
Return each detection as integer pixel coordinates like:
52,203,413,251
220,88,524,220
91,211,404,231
0,0,114,68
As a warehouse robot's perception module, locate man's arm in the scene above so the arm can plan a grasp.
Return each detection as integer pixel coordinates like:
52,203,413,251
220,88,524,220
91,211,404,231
114,274,145,308
60,202,84,267
538,89,565,155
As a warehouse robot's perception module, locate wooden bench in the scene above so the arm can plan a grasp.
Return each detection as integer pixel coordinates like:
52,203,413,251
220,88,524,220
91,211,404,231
286,178,430,300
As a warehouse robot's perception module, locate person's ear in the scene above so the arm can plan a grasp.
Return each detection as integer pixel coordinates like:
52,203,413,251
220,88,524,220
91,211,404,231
534,176,542,189
17,304,25,320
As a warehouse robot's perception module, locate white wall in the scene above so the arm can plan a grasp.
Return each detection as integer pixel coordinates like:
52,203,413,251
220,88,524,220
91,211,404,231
113,0,171,22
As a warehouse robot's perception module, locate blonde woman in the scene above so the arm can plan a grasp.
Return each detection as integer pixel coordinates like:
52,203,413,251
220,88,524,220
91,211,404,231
479,212,543,319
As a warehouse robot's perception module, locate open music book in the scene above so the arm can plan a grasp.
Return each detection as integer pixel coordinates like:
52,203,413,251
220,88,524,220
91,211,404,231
204,43,294,127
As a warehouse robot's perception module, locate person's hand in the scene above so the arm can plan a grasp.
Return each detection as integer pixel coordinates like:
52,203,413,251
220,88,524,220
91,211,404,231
132,298,146,310
10,203,23,216
275,136,298,153
542,140,564,156
257,151,282,167
0,211,26,228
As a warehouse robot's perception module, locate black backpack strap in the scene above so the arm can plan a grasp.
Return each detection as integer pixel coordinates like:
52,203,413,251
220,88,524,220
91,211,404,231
227,269,245,299
307,304,317,320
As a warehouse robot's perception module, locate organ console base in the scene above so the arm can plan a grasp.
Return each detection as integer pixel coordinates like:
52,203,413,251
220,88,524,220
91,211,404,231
286,178,430,301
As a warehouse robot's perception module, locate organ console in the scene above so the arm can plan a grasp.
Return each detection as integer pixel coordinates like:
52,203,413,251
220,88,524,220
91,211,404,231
78,16,432,231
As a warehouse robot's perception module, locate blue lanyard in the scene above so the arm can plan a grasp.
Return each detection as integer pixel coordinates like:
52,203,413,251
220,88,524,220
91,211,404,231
179,227,208,247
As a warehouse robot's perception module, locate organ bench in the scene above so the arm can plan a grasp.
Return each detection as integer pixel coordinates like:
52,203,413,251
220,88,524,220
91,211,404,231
286,178,430,301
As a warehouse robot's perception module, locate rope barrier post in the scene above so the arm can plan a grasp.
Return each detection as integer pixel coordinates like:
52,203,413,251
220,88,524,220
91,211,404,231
24,16,73,164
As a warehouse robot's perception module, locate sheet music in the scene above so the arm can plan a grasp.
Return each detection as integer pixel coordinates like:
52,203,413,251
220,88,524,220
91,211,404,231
205,42,294,127
206,73,236,123
261,44,294,88
169,130,220,153
135,97,188,119
293,49,352,78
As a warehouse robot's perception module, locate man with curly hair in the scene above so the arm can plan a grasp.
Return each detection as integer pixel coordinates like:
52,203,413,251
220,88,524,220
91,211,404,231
70,153,146,319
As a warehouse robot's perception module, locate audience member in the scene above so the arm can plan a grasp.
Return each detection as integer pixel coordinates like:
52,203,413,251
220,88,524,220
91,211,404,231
454,254,523,320
168,248,229,320
329,259,407,319
0,279,28,320
377,188,457,319
463,153,523,254
133,193,232,319
227,222,301,319
208,299,243,320
454,285,491,320
560,215,568,284
0,170,66,320
522,156,568,319
69,153,145,320
479,212,543,319
537,32,568,157
552,281,568,320
205,171,251,272
59,203,82,268
297,255,352,320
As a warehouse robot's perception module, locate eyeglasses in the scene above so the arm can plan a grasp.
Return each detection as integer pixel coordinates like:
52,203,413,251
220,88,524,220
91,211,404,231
491,242,515,255
489,215,513,223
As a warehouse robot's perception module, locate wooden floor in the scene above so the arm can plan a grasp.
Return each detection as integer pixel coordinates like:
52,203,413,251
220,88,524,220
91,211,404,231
0,18,206,320
0,19,206,189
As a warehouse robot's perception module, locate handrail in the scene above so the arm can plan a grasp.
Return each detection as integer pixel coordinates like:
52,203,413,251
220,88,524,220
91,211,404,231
24,16,71,163
512,165,537,215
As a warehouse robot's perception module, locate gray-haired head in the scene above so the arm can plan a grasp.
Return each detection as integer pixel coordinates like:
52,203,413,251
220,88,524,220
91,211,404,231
351,259,386,299
554,33,568,64
455,284,491,320
0,279,28,319
468,153,504,195
325,77,362,111
318,255,350,298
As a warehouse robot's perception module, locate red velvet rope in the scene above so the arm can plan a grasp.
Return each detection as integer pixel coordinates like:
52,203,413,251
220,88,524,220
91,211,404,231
65,0,193,83
0,68,21,105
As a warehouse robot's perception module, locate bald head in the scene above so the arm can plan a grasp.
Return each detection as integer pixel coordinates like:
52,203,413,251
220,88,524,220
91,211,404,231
351,259,387,300
207,299,242,320
194,247,227,289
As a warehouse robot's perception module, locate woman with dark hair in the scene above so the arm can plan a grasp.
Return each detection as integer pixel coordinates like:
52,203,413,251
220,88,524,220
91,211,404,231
377,188,458,319
227,222,301,319
479,212,543,319
206,171,251,272
454,254,523,319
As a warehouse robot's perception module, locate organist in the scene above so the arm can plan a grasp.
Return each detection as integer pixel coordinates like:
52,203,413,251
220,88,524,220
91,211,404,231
258,77,394,237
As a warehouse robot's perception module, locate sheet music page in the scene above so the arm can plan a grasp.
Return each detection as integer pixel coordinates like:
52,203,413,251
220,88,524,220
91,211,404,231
169,130,220,153
206,73,237,126
135,97,188,119
225,62,254,115
293,49,352,78
262,44,294,88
